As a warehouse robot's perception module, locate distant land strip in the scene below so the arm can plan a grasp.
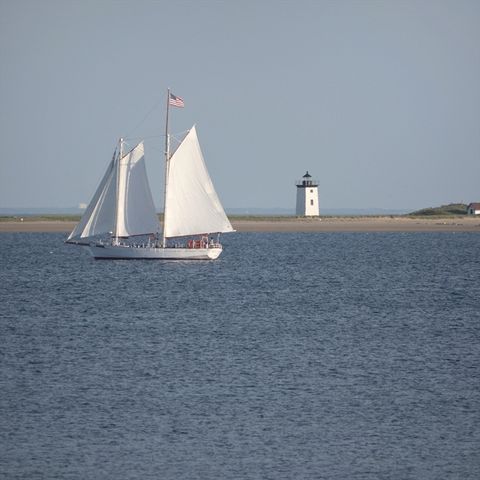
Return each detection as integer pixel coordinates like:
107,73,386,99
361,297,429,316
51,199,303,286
1,216,479,233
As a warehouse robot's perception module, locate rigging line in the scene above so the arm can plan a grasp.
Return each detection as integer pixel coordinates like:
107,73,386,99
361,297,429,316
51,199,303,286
122,137,155,152
124,134,165,142
169,129,190,143
122,139,144,154
148,144,164,154
122,140,132,152
125,97,165,138
122,130,189,156
125,129,189,143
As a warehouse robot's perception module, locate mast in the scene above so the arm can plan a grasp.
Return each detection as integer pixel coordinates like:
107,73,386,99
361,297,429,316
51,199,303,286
162,88,171,247
114,137,123,245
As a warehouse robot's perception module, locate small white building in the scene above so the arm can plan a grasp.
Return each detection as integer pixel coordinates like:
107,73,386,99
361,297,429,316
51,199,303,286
296,171,319,216
467,203,480,215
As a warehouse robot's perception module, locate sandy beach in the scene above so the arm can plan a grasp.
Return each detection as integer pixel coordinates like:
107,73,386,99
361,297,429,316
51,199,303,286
1,216,479,233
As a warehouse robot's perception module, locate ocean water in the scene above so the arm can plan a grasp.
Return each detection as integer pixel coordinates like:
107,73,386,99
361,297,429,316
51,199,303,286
1,232,479,479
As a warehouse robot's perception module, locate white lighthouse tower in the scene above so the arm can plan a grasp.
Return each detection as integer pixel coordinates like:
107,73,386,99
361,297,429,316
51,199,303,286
296,171,319,216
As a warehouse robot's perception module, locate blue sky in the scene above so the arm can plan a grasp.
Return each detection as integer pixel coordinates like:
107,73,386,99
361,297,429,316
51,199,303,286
1,0,479,211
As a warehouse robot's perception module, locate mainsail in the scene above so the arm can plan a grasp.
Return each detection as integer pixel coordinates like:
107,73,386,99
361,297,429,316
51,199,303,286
67,142,160,242
163,126,234,238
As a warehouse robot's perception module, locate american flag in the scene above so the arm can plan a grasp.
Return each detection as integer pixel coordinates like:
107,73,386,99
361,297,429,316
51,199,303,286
169,93,185,108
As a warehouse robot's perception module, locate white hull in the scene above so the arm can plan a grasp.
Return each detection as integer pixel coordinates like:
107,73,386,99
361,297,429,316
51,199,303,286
87,243,222,260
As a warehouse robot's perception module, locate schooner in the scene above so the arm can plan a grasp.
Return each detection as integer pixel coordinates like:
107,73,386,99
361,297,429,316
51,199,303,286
66,90,234,259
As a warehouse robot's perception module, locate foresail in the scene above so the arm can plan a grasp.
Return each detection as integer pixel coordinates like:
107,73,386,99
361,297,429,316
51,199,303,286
67,142,160,242
164,126,234,238
116,142,161,237
67,157,117,241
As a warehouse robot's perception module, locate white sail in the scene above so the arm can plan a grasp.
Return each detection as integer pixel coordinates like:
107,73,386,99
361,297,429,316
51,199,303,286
68,142,160,241
163,126,234,238
67,157,117,241
115,143,160,237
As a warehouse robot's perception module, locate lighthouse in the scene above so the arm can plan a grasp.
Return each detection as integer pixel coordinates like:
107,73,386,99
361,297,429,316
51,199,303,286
296,171,319,216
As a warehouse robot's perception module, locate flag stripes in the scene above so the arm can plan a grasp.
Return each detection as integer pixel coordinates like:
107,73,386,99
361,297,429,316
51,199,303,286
169,93,184,108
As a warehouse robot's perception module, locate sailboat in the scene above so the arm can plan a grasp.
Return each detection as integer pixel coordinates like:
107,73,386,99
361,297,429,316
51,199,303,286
66,91,234,259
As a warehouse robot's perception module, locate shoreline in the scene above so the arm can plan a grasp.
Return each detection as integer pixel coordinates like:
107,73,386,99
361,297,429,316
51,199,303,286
1,216,480,233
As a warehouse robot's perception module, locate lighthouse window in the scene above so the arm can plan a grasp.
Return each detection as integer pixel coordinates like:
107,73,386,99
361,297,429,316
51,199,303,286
310,199,314,206
310,189,313,193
